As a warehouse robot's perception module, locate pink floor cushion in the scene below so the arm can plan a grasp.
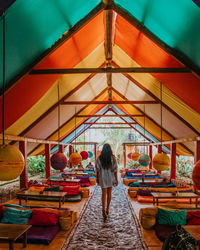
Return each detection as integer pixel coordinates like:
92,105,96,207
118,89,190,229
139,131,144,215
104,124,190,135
16,225,60,245
62,185,80,195
154,223,176,241
187,211,200,225
80,182,90,187
28,209,59,226
137,196,197,203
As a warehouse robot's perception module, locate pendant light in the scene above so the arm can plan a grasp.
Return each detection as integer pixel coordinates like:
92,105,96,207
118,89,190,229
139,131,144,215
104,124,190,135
69,108,82,165
0,14,24,181
51,82,67,171
152,83,170,171
139,105,150,167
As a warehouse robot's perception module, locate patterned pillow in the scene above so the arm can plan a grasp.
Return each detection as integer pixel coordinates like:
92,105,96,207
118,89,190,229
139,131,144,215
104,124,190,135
157,208,187,226
1,207,32,224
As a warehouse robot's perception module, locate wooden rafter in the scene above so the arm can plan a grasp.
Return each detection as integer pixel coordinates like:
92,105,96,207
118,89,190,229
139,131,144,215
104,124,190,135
76,114,144,117
30,67,190,75
111,88,193,154
28,88,109,155
89,127,132,129
111,61,200,135
0,134,69,146
17,64,105,138
151,136,200,146
61,100,158,105
112,3,200,76
2,3,105,94
84,122,136,125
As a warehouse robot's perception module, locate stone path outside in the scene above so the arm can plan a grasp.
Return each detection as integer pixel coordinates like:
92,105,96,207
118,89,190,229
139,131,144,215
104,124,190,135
63,181,147,250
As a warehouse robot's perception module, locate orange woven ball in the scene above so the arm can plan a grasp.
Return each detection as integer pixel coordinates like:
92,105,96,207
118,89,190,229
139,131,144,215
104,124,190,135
152,153,170,171
69,152,82,165
131,152,140,161
192,160,200,189
0,144,24,181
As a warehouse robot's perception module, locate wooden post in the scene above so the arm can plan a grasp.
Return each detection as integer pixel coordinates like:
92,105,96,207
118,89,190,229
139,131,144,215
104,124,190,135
194,141,200,164
123,144,126,169
94,144,97,163
59,144,64,153
59,144,64,172
149,145,152,170
170,143,176,180
157,145,162,174
19,141,28,189
45,144,51,179
69,145,73,169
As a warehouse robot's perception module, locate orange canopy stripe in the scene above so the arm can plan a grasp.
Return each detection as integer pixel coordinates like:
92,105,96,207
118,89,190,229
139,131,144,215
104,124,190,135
115,14,200,114
0,12,104,132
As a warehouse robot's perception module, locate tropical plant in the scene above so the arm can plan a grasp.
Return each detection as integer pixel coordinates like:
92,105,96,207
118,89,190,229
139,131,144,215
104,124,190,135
27,155,45,176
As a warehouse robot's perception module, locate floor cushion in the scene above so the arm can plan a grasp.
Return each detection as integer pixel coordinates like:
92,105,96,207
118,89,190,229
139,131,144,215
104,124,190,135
16,225,60,245
1,207,32,225
28,209,59,226
187,211,200,225
154,223,176,241
65,194,82,202
62,185,80,195
157,208,187,226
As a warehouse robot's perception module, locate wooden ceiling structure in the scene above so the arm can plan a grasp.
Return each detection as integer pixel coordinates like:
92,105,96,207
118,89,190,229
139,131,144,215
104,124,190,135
0,0,200,158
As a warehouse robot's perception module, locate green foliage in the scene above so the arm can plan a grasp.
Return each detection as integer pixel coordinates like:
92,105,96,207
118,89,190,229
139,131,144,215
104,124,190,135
126,160,140,169
27,155,45,176
176,155,193,178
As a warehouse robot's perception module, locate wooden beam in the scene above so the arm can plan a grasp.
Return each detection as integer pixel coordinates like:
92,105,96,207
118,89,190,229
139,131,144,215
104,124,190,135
170,143,176,179
151,136,200,146
17,63,105,138
0,134,69,146
71,142,98,145
89,127,131,129
84,122,136,125
61,100,158,105
112,4,200,76
76,114,144,117
2,3,105,94
30,67,190,75
112,61,200,135
111,87,193,154
122,142,150,146
28,89,109,155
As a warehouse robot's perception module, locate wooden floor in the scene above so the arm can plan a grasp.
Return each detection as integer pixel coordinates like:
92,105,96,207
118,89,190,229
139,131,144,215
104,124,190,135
0,187,95,250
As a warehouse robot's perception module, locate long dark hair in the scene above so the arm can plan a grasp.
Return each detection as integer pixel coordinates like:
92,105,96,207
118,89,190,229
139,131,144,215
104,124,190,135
99,143,113,169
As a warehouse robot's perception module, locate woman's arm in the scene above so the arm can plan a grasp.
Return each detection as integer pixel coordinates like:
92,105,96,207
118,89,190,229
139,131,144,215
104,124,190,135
114,171,118,186
112,156,118,186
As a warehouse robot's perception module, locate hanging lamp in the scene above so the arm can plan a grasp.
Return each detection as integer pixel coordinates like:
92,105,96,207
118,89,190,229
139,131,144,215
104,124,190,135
51,83,68,171
152,83,170,171
69,108,82,165
0,14,24,181
139,105,150,167
80,124,89,160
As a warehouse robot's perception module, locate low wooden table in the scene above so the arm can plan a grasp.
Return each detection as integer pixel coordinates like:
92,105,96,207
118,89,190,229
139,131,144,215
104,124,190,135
183,226,200,249
132,173,158,177
137,179,165,187
17,191,67,208
152,192,199,207
48,178,80,185
0,223,31,250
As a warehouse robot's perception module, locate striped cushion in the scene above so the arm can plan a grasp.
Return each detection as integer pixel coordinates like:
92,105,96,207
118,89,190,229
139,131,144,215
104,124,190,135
1,207,32,224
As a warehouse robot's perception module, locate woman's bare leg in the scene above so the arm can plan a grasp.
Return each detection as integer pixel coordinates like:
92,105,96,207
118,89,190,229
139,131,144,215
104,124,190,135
102,188,107,212
106,187,112,213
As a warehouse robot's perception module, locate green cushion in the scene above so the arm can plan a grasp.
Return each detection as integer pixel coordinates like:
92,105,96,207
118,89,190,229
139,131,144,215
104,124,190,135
1,207,32,225
157,208,187,226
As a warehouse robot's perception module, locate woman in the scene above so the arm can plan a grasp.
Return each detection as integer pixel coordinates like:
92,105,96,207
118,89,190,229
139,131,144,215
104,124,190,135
95,144,118,220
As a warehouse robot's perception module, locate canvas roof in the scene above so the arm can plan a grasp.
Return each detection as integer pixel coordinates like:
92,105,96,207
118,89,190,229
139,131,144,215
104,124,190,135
0,0,200,156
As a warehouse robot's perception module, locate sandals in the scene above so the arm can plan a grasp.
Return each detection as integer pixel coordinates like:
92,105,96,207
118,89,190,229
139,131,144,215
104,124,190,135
102,210,107,220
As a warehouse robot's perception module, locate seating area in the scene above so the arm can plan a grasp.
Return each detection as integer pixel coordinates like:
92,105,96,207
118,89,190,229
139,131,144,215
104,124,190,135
123,168,200,248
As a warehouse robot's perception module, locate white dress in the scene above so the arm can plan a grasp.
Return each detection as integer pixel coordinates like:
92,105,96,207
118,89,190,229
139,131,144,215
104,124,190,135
96,156,118,188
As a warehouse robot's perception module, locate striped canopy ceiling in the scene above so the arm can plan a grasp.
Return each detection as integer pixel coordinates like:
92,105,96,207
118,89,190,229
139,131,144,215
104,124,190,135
0,0,200,156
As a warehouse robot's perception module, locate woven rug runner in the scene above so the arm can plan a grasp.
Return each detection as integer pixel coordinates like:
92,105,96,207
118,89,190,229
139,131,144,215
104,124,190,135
62,181,147,250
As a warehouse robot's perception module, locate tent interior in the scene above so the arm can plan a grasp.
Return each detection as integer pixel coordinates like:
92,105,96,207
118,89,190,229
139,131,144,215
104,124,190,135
0,1,200,249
